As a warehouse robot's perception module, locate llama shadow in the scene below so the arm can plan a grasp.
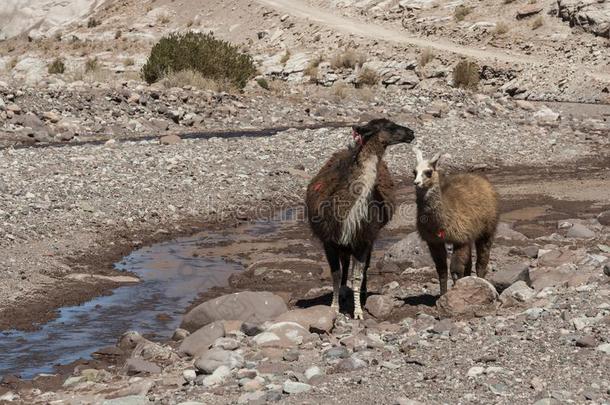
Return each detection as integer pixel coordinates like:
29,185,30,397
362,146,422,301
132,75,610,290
294,289,375,317
400,293,438,307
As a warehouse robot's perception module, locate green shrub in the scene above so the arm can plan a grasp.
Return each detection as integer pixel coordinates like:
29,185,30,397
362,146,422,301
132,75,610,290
87,17,100,28
141,31,256,89
48,58,65,74
256,78,270,90
453,59,479,89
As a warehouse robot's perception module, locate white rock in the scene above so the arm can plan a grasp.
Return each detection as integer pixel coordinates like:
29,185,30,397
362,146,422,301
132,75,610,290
304,365,324,381
596,343,610,354
533,106,560,122
283,380,312,394
467,366,485,377
183,369,197,382
201,365,231,387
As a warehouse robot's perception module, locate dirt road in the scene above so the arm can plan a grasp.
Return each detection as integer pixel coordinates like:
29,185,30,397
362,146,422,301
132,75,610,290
255,0,610,82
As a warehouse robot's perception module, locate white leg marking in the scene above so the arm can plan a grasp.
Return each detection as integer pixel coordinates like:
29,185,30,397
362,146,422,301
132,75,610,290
352,259,364,320
331,268,341,312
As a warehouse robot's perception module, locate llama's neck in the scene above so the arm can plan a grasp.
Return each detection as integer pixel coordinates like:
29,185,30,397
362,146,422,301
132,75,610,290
339,140,384,245
416,177,444,223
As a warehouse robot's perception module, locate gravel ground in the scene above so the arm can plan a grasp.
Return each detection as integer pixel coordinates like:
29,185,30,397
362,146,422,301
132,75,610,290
0,97,605,320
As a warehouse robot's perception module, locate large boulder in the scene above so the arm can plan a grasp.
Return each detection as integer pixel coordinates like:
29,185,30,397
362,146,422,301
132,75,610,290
194,348,244,374
487,262,532,293
530,263,589,289
495,222,528,241
252,322,315,348
437,276,499,318
364,295,397,319
178,321,225,357
274,305,336,333
499,281,536,307
557,0,610,37
181,291,288,332
383,232,434,269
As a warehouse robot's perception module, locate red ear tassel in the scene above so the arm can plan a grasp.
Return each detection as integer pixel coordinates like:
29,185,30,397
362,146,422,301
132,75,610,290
352,129,363,146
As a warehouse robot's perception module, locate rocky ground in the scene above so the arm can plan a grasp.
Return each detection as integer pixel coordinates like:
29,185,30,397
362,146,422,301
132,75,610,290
1,0,610,403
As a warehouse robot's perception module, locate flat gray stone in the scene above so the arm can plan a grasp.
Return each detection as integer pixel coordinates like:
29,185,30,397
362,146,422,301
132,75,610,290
102,396,150,405
283,380,312,394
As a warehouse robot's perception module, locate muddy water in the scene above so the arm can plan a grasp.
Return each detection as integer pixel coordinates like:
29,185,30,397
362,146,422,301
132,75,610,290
0,229,247,379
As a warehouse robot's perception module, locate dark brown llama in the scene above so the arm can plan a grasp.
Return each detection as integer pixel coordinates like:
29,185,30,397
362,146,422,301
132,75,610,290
306,119,415,319
412,146,499,295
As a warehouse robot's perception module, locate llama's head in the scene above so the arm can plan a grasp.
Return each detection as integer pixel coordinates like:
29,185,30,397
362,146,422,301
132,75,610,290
412,146,445,189
352,118,414,148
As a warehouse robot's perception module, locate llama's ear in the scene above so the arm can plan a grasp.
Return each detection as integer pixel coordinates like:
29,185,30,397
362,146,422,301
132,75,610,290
429,152,442,169
412,146,423,162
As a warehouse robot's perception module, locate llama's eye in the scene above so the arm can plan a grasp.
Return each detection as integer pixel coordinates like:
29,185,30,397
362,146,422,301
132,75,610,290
412,169,417,177
424,170,433,177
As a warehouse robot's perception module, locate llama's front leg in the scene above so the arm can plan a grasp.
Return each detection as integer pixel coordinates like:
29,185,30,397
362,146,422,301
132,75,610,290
331,267,341,311
427,242,448,295
324,243,342,312
352,258,365,320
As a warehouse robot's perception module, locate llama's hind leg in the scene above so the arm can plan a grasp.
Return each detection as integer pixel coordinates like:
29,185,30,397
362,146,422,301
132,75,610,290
323,243,342,312
450,243,472,282
475,234,494,279
464,243,473,276
427,242,448,295
339,250,351,303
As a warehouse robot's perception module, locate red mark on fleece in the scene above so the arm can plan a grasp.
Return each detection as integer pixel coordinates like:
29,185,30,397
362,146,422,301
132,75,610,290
437,229,446,239
313,182,323,192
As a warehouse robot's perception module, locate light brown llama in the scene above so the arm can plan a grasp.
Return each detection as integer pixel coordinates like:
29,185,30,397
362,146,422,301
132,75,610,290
306,119,415,319
412,147,499,295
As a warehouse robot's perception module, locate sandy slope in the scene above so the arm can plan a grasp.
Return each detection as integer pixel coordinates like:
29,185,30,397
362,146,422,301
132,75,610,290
0,0,102,39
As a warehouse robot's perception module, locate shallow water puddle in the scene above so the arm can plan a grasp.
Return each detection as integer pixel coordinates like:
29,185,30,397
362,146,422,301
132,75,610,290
0,207,399,379
0,230,246,379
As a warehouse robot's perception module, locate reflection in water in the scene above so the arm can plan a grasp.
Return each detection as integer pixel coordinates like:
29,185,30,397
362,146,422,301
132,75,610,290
0,233,243,379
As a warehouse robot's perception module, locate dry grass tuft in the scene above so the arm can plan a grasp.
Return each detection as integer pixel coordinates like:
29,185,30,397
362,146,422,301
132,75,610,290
161,69,235,92
331,82,350,99
280,50,291,65
123,58,135,66
304,55,324,81
48,58,65,74
7,56,19,71
454,5,472,21
331,49,366,69
84,57,99,73
87,17,100,28
453,59,479,89
493,21,510,36
157,13,171,24
357,67,379,87
531,16,544,30
418,48,435,67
